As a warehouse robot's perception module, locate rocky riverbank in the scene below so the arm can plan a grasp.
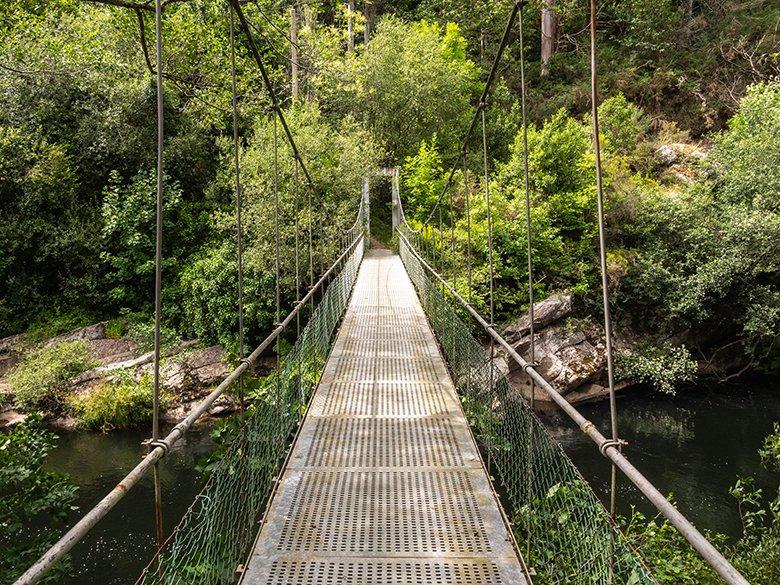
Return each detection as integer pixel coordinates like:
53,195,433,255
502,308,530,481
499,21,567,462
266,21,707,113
0,322,273,429
497,292,751,407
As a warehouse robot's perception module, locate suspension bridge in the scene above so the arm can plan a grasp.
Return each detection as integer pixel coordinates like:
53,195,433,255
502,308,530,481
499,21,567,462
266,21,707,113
14,1,753,584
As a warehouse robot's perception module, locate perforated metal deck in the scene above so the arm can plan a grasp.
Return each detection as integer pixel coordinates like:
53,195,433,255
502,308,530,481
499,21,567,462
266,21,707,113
240,250,528,585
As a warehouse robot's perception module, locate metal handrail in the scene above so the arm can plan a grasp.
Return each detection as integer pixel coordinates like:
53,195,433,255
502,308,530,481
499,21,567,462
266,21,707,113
396,226,749,585
15,231,365,585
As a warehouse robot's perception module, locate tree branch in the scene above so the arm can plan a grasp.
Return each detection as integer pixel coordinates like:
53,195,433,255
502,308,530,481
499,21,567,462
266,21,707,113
135,9,156,76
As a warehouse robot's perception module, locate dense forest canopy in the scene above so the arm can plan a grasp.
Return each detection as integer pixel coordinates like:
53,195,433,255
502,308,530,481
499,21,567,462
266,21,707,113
0,0,778,371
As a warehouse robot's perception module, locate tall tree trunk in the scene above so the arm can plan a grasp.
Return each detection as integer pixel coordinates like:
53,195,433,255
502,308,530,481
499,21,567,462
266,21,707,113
347,0,354,52
541,0,557,77
290,5,298,101
364,0,372,44
304,4,314,103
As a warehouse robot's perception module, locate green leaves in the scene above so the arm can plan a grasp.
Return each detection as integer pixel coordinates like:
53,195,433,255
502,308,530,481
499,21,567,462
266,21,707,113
8,340,98,412
0,416,77,583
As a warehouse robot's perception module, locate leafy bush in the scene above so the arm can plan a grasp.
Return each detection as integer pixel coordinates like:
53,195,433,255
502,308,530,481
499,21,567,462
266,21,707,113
401,137,445,221
70,373,168,432
8,341,98,411
710,82,780,211
0,415,77,583
616,342,696,394
595,93,650,159
759,423,780,471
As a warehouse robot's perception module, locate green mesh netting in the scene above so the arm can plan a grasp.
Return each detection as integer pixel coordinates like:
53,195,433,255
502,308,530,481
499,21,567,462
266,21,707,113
137,234,365,585
399,226,656,585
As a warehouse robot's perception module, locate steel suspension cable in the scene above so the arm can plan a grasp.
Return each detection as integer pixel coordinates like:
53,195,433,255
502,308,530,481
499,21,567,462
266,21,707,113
229,0,316,190
480,103,496,474
463,153,472,303
293,156,304,416
517,4,536,566
151,0,165,553
229,2,252,557
272,114,282,423
421,0,523,227
589,0,621,519
229,3,245,418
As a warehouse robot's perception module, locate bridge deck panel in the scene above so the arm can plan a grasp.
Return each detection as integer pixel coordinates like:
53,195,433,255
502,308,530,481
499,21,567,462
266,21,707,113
240,250,527,585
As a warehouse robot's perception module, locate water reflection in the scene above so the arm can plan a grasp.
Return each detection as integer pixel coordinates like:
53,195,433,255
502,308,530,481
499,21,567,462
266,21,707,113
547,380,780,538
43,424,215,585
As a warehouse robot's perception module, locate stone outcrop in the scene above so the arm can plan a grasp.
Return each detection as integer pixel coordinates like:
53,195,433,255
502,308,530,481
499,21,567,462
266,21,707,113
502,294,572,344
498,294,626,406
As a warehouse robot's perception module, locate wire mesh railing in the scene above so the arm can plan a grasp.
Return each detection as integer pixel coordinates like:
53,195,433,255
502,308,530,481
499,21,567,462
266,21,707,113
398,224,655,585
137,231,364,585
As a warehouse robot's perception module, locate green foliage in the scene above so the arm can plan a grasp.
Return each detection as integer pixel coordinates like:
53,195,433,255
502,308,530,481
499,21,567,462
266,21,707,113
616,342,697,395
0,415,77,583
316,17,480,160
101,169,195,310
179,240,270,350
8,341,97,411
759,423,780,471
70,373,166,432
595,93,651,159
621,506,722,584
710,82,780,211
400,137,445,220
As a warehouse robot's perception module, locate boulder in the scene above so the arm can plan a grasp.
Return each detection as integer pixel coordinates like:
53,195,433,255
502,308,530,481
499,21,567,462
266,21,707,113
87,338,138,365
502,294,572,344
0,334,23,354
508,319,606,395
160,345,229,394
0,408,27,428
655,145,678,166
44,322,107,348
188,345,230,386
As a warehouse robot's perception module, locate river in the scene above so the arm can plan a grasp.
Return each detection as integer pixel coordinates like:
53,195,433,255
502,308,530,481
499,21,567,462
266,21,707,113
42,424,216,585
550,379,780,538
41,381,779,583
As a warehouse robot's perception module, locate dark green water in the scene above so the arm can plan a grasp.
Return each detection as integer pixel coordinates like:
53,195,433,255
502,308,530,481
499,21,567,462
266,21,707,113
548,379,780,538
42,424,215,585
39,382,779,583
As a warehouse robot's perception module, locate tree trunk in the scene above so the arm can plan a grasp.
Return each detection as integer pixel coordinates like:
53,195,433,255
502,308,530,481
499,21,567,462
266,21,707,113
290,6,298,101
364,0,372,44
541,0,557,77
304,4,314,103
347,0,354,52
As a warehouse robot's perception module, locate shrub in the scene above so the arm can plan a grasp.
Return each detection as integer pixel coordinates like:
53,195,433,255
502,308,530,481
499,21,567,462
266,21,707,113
616,342,697,394
595,93,650,159
710,81,780,210
9,341,97,411
0,415,77,583
70,373,168,432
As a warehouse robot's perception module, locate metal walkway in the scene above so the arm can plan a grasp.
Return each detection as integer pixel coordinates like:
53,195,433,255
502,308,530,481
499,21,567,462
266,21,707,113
241,249,528,585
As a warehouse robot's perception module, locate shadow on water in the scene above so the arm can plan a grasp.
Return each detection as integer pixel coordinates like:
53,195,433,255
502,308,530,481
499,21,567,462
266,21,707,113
41,423,216,585
543,378,780,539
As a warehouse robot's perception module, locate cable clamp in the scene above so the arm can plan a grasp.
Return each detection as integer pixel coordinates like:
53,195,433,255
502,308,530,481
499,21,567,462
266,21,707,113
146,438,170,457
522,360,540,373
580,421,594,434
239,356,251,366
599,438,627,457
